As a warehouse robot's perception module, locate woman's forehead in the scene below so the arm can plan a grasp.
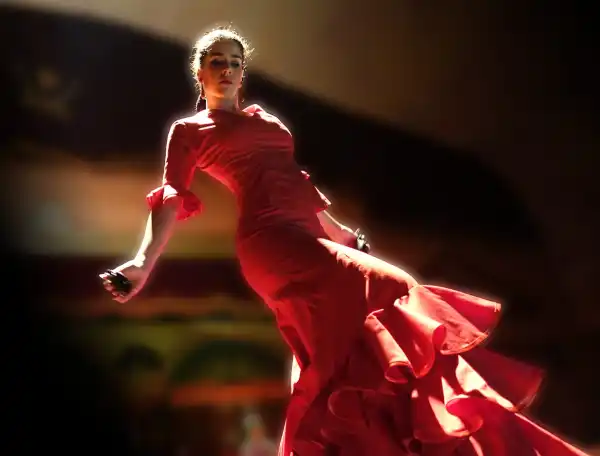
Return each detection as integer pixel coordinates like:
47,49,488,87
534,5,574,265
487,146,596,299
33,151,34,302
207,40,243,58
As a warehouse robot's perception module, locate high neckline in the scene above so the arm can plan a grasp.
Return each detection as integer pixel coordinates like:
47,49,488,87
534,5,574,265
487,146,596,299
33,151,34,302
206,104,262,117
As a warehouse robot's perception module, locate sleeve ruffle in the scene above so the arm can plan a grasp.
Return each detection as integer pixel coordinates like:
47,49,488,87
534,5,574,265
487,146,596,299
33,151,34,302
301,170,331,212
146,184,203,221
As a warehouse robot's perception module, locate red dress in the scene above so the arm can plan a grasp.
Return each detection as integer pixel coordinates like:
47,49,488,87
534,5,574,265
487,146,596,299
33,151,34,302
147,104,589,456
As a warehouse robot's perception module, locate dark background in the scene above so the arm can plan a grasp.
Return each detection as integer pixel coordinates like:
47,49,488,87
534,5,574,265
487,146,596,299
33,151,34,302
1,3,598,455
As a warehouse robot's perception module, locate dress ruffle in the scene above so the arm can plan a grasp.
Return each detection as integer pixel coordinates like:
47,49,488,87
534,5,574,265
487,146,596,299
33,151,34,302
146,184,202,221
287,284,588,456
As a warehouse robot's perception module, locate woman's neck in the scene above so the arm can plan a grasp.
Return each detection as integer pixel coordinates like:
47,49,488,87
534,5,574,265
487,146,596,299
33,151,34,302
206,96,240,112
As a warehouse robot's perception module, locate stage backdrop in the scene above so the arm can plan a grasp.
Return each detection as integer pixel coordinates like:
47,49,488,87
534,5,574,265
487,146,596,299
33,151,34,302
6,2,599,354
1,4,598,448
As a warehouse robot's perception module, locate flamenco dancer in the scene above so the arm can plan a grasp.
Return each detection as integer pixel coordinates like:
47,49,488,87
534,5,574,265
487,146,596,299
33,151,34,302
101,27,590,456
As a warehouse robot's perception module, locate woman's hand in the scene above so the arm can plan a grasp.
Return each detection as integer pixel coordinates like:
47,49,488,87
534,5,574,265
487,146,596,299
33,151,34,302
341,228,371,253
99,259,152,303
353,229,371,253
317,211,371,252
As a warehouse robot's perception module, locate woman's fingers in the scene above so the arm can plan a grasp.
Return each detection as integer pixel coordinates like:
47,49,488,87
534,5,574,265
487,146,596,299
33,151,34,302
113,288,135,304
99,264,148,303
100,273,129,301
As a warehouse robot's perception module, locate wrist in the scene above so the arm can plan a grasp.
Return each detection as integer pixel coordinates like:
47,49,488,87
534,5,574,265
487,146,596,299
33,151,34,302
339,227,357,246
133,254,156,272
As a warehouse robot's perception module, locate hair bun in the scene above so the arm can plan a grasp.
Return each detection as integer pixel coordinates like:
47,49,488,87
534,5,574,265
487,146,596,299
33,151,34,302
195,95,205,112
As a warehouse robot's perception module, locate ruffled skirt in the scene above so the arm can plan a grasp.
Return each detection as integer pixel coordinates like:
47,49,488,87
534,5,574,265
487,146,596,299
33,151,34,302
236,227,589,456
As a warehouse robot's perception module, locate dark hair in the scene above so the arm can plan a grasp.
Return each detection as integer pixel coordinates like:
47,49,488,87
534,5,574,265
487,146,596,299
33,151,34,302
191,26,252,111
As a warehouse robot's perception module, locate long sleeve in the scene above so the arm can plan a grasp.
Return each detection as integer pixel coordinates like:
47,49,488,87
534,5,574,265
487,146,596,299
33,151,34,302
146,121,203,221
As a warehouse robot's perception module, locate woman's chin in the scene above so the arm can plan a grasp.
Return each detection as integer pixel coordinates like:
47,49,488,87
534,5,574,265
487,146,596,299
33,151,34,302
210,88,236,99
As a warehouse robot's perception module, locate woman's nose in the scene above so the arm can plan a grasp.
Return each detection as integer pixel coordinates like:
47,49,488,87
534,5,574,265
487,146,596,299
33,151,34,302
223,66,233,75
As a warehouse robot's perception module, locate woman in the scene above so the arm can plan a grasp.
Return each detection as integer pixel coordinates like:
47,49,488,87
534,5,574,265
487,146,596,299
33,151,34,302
101,27,589,456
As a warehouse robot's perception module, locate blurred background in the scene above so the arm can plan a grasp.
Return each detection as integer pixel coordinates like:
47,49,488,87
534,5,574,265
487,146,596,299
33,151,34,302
1,1,599,455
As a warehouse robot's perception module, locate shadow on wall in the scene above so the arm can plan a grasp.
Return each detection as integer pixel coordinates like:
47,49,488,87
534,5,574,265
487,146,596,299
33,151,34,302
2,5,538,245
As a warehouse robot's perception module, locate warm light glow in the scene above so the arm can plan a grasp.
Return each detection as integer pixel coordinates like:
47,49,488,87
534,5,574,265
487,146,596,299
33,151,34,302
9,157,238,257
171,380,288,407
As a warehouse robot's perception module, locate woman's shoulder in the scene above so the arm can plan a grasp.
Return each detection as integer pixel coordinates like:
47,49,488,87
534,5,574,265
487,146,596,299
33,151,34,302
246,104,291,133
171,111,217,135
245,103,277,120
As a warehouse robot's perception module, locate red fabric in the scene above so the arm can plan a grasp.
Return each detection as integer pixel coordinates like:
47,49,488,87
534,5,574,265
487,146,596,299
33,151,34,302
301,170,331,211
147,106,329,232
156,105,590,456
146,184,202,221
146,121,204,220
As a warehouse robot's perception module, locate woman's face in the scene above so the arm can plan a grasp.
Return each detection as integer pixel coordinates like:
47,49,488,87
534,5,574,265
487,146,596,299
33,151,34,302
198,39,244,101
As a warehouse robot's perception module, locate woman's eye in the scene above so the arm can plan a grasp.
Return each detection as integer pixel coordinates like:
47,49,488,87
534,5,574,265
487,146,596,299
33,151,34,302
209,59,226,68
209,59,241,69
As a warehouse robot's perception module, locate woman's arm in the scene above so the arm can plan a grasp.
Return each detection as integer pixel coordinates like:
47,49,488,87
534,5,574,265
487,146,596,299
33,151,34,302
101,121,202,302
102,203,179,302
135,121,201,268
317,210,358,245
305,173,370,251
134,199,180,271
